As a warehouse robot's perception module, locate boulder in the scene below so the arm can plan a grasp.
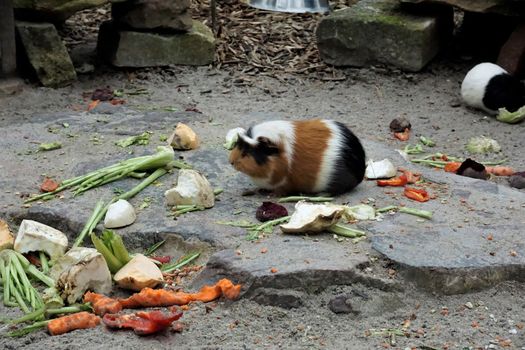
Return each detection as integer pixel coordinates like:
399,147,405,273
97,20,215,67
14,0,108,22
112,0,192,32
497,23,525,78
316,0,453,72
401,0,525,16
16,21,77,87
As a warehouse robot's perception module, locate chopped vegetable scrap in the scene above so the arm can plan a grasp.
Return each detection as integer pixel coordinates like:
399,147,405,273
465,136,501,154
119,278,241,309
377,175,408,187
38,142,62,152
394,128,410,141
40,178,59,192
485,166,515,176
404,187,430,202
47,311,101,336
91,87,114,101
255,202,288,222
400,170,420,184
84,291,123,316
444,162,462,173
103,308,182,335
115,132,151,148
497,105,525,124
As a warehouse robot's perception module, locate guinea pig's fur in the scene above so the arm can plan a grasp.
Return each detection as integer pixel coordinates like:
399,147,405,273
228,119,366,195
461,62,525,114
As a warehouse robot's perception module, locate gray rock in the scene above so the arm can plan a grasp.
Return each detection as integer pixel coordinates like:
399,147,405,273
15,21,76,87
401,0,525,16
14,0,108,22
316,0,453,72
112,0,192,32
328,293,355,314
251,288,305,309
97,20,215,67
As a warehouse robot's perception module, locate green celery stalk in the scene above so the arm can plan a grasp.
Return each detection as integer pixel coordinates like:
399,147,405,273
90,233,122,273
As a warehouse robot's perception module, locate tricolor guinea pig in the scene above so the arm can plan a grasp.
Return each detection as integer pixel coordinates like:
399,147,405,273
461,62,525,114
228,119,366,195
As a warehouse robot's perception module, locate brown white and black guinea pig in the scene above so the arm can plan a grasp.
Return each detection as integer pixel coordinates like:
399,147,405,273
461,62,525,114
228,119,366,195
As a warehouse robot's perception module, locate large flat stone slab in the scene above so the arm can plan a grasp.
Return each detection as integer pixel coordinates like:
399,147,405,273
15,21,77,87
401,0,525,16
97,20,215,67
0,107,524,300
316,0,453,71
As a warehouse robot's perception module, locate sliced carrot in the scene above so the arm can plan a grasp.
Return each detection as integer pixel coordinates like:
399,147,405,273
393,128,410,141
119,278,242,309
485,166,515,176
40,177,59,192
47,311,100,335
444,162,462,173
87,100,100,111
84,291,122,316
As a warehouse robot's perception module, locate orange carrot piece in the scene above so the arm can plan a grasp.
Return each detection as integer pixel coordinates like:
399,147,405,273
47,311,100,335
444,162,462,173
486,166,515,176
393,128,410,141
87,100,100,111
216,278,241,300
119,279,242,309
84,291,122,316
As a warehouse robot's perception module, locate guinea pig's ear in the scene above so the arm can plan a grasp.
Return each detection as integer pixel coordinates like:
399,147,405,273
257,137,279,154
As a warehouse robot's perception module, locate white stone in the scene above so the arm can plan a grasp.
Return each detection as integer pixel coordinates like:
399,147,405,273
164,169,215,208
104,199,137,228
14,220,68,260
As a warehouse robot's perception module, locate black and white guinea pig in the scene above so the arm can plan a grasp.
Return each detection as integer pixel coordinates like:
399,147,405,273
461,62,525,114
228,119,366,195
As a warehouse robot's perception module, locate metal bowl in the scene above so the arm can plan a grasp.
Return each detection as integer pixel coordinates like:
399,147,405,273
247,0,329,13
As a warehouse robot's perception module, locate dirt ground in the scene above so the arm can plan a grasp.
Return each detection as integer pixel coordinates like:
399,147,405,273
1,6,525,350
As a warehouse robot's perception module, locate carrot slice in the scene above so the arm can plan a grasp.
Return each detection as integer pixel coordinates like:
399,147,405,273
119,278,242,309
47,311,100,335
444,162,462,173
394,128,410,141
377,174,408,187
84,291,122,316
485,166,515,176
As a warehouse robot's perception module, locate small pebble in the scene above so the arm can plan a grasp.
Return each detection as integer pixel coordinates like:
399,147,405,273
465,302,474,309
509,329,518,335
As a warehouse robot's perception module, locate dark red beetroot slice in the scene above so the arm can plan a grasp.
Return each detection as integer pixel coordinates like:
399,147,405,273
255,202,288,222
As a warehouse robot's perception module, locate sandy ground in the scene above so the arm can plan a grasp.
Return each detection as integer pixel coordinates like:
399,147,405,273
1,14,525,349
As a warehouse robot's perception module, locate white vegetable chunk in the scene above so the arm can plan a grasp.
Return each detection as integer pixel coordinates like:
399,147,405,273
104,199,137,228
280,201,344,233
14,220,68,260
164,169,215,208
0,219,14,251
50,247,112,304
365,159,397,179
113,254,164,291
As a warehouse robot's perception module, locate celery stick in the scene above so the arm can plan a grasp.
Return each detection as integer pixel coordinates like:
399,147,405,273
39,252,49,274
90,233,122,273
161,252,200,273
328,224,366,238
7,320,49,337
